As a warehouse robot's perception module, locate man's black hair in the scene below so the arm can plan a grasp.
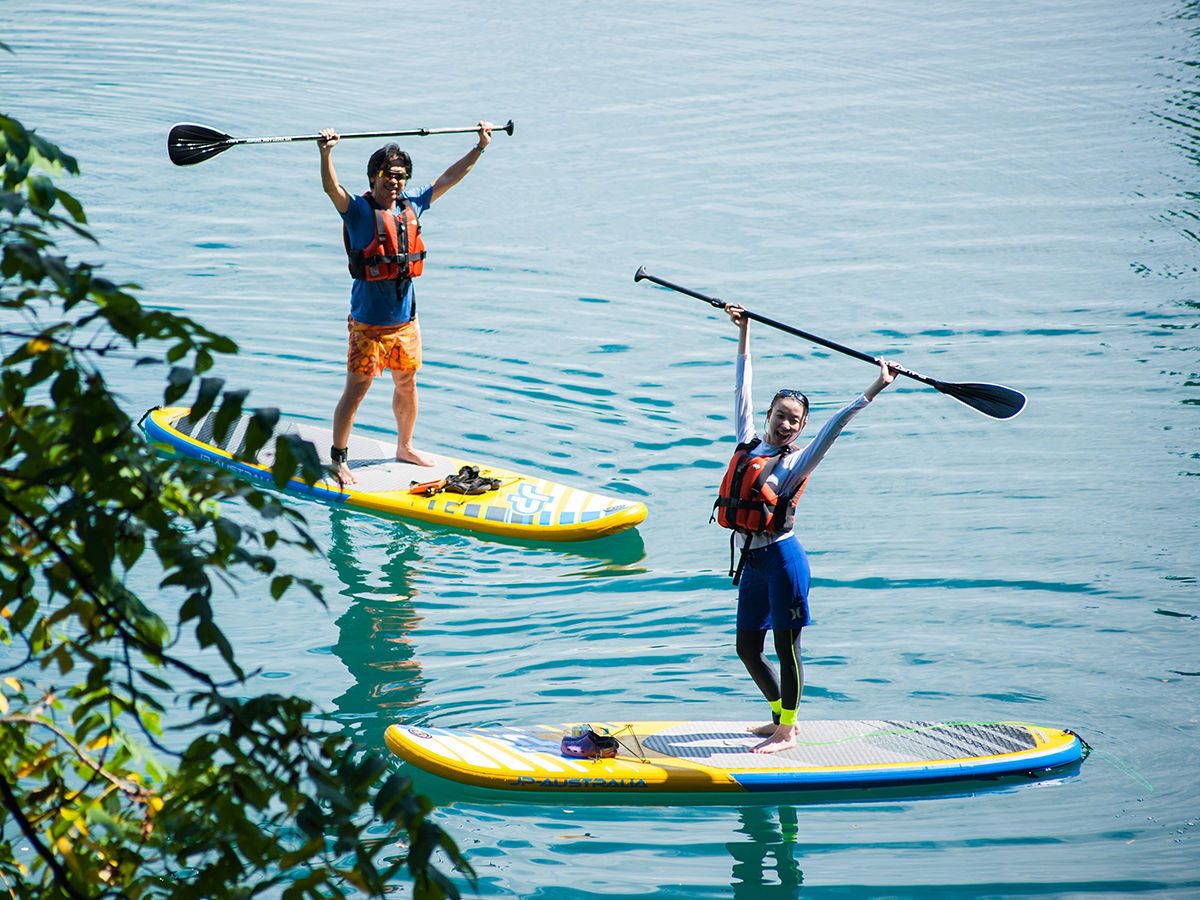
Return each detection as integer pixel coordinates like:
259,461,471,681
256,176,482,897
366,143,413,180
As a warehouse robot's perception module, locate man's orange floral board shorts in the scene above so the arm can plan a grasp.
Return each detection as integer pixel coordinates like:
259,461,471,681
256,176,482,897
347,316,421,377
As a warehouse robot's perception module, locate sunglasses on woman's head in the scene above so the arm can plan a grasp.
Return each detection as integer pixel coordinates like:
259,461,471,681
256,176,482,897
773,389,809,408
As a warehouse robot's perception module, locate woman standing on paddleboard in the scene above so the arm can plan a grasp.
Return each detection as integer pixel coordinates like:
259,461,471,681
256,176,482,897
719,306,899,753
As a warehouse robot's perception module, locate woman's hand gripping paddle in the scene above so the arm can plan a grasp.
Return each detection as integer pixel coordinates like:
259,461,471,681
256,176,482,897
634,267,1026,420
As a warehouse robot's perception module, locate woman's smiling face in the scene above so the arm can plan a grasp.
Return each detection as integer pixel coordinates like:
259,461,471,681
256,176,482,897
765,394,808,446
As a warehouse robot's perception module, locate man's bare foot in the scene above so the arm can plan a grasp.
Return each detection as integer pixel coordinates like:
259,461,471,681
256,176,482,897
751,724,798,754
747,722,778,737
396,445,436,467
336,462,358,486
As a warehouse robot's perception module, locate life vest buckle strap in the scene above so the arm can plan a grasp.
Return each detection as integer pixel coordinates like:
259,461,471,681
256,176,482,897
730,531,754,585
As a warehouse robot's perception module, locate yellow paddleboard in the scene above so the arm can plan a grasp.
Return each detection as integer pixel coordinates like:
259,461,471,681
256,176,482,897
142,406,646,541
384,719,1085,794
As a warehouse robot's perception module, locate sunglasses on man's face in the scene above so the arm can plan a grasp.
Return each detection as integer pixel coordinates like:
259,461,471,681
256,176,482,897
377,169,409,181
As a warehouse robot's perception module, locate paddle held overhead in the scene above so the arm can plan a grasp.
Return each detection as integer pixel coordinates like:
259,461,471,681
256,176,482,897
167,119,515,167
634,266,1027,420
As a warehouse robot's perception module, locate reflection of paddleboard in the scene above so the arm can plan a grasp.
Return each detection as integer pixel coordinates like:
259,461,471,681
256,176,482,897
384,719,1085,794
142,407,647,541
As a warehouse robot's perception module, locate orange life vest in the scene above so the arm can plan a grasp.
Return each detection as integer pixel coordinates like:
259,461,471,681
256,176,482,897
713,438,809,584
344,195,426,282
714,438,808,535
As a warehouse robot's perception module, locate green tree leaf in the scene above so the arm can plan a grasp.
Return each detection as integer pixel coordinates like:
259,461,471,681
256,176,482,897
0,109,473,899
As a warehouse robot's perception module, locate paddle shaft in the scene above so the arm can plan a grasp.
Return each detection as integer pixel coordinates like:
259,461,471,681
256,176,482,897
226,121,514,147
634,268,937,387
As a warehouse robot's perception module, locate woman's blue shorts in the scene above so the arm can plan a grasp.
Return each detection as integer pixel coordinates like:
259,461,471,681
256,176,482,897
736,535,811,631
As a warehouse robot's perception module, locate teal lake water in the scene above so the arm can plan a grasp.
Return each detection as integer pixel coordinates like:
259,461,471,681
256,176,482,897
5,1,1199,895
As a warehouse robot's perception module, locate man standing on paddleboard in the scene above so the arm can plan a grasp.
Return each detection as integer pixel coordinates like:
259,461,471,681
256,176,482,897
317,122,493,485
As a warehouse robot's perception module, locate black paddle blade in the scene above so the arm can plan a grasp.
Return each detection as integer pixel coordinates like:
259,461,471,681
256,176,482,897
167,123,235,166
931,380,1027,420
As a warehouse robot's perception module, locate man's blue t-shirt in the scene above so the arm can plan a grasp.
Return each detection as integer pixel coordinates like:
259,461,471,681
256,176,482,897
340,185,433,326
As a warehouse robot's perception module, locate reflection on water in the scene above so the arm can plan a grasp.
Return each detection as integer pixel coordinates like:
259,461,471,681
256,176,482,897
407,518,651,573
323,506,650,749
728,805,803,898
327,508,427,748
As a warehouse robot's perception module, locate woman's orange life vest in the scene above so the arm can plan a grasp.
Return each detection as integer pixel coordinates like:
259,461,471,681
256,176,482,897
344,195,426,282
714,438,808,535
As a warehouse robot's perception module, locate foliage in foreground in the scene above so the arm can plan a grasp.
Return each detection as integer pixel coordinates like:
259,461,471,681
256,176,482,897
0,108,472,898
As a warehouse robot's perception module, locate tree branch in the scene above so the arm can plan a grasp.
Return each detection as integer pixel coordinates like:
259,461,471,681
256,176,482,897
0,772,88,900
2,713,145,799
0,491,220,690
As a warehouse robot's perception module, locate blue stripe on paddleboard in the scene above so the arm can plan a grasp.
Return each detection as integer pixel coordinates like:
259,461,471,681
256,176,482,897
732,738,1082,791
144,415,349,505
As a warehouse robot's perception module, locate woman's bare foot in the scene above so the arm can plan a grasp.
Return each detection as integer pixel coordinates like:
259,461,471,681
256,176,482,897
336,462,357,486
396,444,436,467
751,723,799,754
747,722,778,737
